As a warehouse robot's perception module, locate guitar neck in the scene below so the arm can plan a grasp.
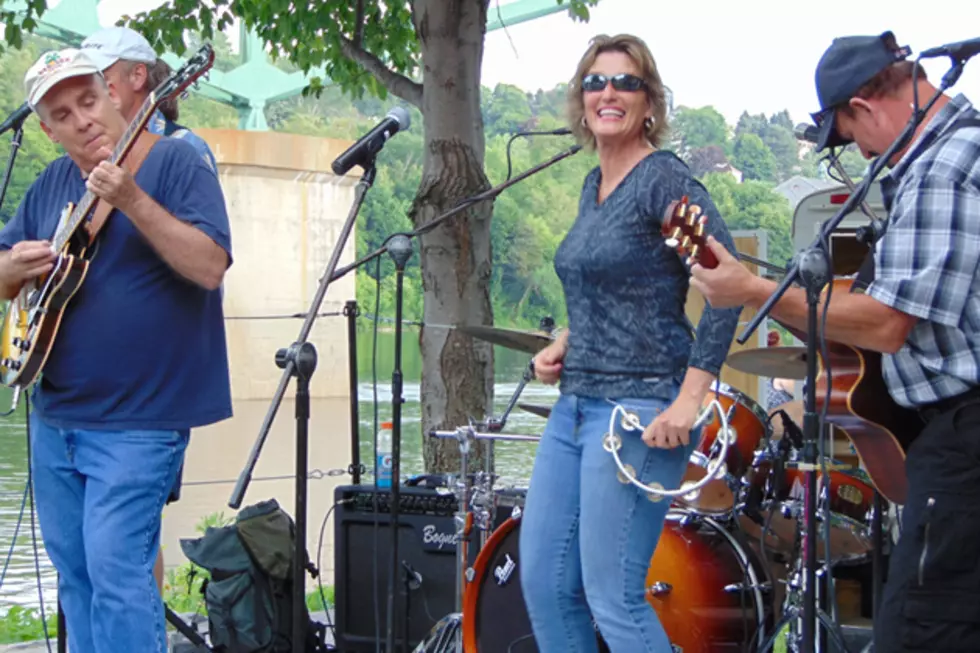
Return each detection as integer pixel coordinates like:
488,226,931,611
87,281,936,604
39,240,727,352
51,99,157,251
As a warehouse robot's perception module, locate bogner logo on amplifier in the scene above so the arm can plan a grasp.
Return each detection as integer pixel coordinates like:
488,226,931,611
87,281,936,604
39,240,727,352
421,523,459,551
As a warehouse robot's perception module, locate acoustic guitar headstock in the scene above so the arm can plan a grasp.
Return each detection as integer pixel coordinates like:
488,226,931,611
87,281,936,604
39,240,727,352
662,195,717,269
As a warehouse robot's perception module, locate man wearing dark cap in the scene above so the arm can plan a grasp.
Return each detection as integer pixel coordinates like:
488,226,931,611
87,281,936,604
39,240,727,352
688,31,980,650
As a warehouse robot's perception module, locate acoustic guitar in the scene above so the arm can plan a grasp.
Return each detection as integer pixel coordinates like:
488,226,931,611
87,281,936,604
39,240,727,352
0,44,216,391
662,196,914,505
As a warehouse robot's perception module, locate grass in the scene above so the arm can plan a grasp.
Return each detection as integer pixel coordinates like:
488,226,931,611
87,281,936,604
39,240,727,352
0,605,58,644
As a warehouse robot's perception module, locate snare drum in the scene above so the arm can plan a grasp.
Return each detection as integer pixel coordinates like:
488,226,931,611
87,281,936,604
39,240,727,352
675,382,771,517
461,509,773,652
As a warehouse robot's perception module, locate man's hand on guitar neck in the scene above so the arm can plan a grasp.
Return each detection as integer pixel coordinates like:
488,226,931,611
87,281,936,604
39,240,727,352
86,149,143,216
690,236,918,355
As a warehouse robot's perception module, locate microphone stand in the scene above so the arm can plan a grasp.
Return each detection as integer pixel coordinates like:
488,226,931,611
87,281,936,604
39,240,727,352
821,147,890,626
745,56,968,653
228,158,377,653
228,141,581,653
344,299,364,484
384,233,413,653
0,112,28,216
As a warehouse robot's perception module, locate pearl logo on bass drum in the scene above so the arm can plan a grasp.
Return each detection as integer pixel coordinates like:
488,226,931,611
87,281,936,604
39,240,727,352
494,554,516,586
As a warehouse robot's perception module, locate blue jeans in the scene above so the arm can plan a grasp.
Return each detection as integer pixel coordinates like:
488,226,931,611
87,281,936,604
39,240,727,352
519,393,697,652
30,412,188,653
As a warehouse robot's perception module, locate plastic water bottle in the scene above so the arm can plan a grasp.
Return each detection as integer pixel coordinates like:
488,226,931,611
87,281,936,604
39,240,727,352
376,421,393,489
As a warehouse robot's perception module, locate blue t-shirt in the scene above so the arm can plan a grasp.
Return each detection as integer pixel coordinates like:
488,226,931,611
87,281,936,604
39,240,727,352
0,137,233,431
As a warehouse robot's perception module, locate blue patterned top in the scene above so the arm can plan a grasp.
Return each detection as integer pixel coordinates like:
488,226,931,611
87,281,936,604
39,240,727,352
555,150,742,399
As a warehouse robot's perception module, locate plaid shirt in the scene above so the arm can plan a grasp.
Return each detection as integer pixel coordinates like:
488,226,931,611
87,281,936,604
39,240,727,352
866,93,980,408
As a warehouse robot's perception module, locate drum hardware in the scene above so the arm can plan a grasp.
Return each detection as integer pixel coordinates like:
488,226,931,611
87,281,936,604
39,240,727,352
724,581,774,595
421,425,540,653
646,581,672,597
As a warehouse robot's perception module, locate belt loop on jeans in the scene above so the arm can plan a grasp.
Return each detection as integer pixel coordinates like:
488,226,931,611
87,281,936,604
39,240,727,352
918,385,980,423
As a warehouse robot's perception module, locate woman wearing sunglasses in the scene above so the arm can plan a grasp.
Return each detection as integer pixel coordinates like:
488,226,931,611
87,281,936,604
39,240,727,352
518,33,742,652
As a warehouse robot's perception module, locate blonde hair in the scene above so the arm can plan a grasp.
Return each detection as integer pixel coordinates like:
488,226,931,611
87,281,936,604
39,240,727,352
567,34,670,150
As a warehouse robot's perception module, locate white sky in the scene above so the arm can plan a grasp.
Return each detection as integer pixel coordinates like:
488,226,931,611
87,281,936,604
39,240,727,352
92,0,980,127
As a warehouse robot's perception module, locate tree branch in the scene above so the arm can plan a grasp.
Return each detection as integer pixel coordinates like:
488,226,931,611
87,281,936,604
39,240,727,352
353,0,366,48
338,37,423,108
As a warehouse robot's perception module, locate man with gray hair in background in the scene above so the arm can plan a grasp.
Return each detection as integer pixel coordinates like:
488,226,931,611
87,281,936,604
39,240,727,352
82,25,219,173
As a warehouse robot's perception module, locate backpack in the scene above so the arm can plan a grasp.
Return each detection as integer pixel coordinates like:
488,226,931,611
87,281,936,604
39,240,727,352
180,499,327,652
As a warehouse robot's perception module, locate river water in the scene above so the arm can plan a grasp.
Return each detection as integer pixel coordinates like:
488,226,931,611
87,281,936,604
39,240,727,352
0,331,555,610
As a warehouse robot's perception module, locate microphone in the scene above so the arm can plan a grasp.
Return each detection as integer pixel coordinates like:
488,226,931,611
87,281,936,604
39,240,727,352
331,106,411,175
794,122,820,144
401,560,422,590
919,37,980,61
0,102,32,135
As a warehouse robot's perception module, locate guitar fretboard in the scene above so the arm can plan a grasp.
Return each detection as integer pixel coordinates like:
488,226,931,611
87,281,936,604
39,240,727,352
51,93,158,252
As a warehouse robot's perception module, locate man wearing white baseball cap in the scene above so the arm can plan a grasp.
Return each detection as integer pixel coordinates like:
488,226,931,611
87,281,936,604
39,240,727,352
82,26,219,173
0,47,232,653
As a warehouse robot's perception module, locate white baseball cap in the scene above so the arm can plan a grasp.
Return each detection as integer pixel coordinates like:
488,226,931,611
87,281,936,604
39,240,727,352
24,48,103,109
81,26,157,71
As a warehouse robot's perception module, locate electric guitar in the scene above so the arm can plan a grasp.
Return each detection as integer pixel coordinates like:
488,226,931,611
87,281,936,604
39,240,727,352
0,44,216,391
662,196,915,505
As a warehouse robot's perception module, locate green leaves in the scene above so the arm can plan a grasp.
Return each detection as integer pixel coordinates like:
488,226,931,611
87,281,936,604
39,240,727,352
558,0,601,22
117,0,422,102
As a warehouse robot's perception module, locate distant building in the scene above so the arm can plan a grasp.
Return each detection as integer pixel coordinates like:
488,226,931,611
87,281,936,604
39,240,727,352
774,175,839,210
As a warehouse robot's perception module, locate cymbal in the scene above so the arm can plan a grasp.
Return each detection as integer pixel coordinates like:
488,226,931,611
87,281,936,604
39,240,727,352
518,402,552,419
726,347,809,380
456,325,553,354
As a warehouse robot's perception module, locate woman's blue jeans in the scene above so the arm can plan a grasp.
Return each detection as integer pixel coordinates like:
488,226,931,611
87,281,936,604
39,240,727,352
519,392,697,652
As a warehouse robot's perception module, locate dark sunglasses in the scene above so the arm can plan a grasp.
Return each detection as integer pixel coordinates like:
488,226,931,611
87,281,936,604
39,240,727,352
580,73,646,93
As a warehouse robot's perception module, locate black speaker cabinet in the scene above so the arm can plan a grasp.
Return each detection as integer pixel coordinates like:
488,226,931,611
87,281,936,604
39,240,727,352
333,485,462,652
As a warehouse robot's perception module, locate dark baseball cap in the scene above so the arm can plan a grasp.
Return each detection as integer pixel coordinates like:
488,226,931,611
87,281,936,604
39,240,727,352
810,31,912,151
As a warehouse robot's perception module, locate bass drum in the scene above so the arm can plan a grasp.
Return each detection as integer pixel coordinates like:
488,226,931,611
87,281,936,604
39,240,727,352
461,509,774,652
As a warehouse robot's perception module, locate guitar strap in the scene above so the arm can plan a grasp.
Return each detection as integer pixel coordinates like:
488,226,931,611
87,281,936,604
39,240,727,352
83,131,162,244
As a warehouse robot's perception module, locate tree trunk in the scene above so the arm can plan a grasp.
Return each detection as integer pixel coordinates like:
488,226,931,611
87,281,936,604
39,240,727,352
410,0,494,474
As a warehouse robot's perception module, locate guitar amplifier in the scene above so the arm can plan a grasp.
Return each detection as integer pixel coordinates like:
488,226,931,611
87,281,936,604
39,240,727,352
333,484,462,652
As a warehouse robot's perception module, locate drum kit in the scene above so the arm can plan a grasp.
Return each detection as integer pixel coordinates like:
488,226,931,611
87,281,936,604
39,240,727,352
411,324,883,653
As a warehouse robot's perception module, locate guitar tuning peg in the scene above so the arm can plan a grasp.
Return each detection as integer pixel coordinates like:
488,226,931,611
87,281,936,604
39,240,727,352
689,244,700,262
665,226,682,248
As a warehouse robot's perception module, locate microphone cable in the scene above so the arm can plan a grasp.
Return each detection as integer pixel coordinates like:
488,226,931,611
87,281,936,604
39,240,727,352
503,128,573,182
